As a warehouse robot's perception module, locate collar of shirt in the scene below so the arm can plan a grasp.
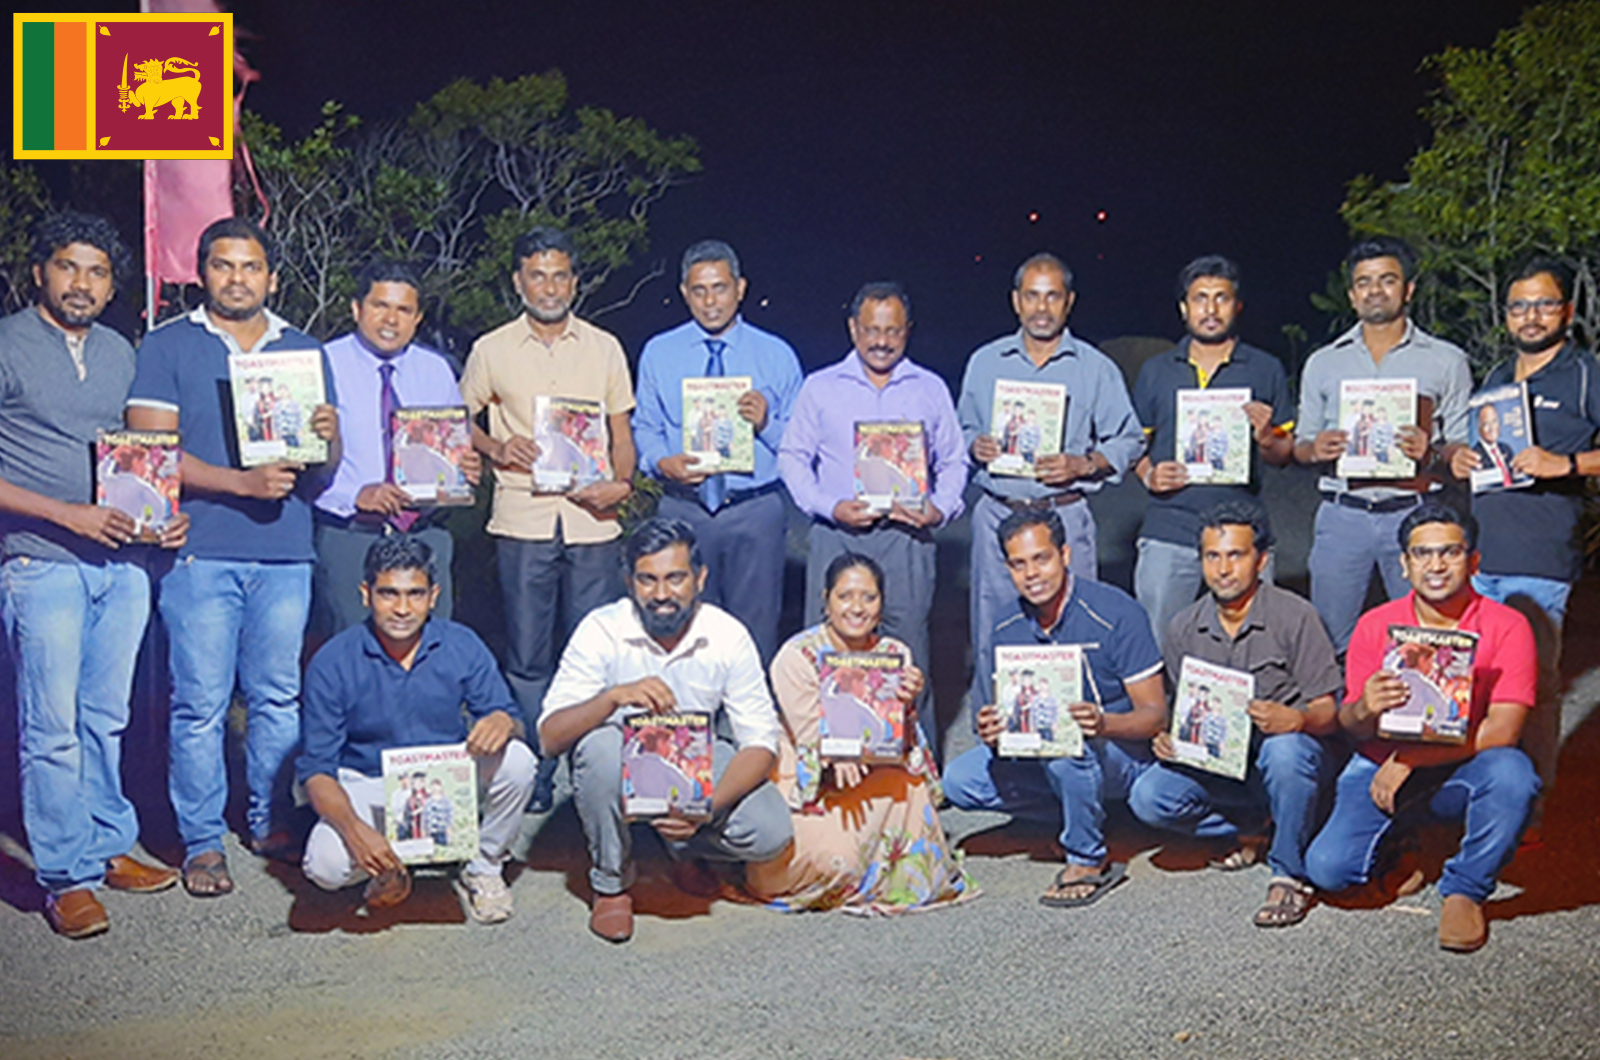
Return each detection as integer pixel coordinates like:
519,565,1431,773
1491,340,1583,386
1400,588,1484,628
359,617,446,669
519,312,578,348
838,349,924,390
350,331,420,370
691,316,744,348
1332,317,1420,357
997,327,1089,367
1192,586,1272,642
1020,575,1079,641
188,304,290,354
1176,335,1245,388
614,599,718,664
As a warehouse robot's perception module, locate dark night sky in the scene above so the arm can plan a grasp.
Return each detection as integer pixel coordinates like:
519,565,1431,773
24,1,1531,378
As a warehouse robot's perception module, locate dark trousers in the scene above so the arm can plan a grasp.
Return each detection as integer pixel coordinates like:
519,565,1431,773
314,521,455,635
657,490,787,664
497,527,624,753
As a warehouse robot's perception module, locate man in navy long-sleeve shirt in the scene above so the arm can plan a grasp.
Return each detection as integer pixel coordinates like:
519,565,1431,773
297,535,535,923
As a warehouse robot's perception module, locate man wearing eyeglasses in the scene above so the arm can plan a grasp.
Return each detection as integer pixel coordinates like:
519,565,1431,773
1305,502,1539,953
1292,238,1472,655
1449,258,1600,630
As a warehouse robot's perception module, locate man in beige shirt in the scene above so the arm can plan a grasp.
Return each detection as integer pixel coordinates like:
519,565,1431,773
461,226,636,812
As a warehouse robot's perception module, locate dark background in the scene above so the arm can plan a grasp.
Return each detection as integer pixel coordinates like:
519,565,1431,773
18,0,1529,377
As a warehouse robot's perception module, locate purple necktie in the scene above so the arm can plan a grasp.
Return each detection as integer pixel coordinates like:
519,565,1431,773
380,362,419,532
701,339,729,512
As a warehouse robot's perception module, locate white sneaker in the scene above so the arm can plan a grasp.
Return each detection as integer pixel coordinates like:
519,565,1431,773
457,869,514,924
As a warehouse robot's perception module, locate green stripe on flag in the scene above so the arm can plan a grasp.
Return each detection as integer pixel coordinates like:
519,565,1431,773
21,22,56,152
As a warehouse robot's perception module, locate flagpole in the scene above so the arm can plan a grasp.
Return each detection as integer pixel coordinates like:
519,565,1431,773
140,0,155,335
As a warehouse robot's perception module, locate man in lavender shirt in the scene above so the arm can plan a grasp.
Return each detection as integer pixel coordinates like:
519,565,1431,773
778,281,968,735
314,259,481,634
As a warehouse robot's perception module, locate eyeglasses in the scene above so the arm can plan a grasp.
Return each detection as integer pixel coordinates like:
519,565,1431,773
1506,298,1567,318
1406,543,1468,563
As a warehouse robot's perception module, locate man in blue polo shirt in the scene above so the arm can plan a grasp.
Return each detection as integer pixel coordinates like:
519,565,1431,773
633,240,803,663
957,253,1145,732
943,508,1166,907
314,258,481,634
127,217,340,898
298,535,534,923
1130,256,1295,639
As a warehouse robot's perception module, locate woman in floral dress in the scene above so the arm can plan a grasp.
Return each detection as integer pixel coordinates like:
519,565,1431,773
745,553,974,914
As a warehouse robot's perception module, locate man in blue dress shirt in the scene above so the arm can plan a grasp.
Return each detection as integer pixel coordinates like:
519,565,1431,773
634,241,803,663
314,258,481,634
299,535,535,923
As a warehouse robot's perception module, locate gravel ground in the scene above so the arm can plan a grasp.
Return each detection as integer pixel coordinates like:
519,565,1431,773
3,471,1599,1059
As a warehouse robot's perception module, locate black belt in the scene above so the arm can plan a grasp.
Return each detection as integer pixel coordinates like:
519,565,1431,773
1320,491,1424,514
985,489,1085,512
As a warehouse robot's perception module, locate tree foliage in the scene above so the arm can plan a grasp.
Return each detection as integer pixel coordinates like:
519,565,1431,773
1337,0,1600,376
235,71,701,342
0,165,54,315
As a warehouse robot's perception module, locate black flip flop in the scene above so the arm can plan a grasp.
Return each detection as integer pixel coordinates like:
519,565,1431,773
182,851,234,898
1039,860,1127,908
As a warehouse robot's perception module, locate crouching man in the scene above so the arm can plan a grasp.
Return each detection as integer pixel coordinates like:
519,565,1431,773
1305,502,1540,952
297,536,535,923
540,518,792,943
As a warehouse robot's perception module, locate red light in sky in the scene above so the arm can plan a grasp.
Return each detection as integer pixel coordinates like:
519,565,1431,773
1096,210,1108,222
1027,211,1039,223
974,254,982,263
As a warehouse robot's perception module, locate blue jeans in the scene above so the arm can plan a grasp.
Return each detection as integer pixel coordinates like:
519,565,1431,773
1127,732,1330,882
1473,574,1571,629
1308,500,1413,654
160,557,311,858
1304,747,1539,903
943,737,1152,866
1,557,150,893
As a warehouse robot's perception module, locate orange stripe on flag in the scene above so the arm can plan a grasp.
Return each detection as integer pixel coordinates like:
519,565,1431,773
52,22,87,151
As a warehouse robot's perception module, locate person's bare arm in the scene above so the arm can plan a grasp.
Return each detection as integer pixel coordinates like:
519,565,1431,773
127,405,300,500
0,477,136,548
1071,671,1165,741
304,773,402,878
538,677,676,758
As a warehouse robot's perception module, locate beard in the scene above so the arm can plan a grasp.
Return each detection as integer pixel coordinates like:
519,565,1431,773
41,295,101,329
1512,324,1568,355
635,597,697,640
207,295,265,321
522,297,572,325
1185,319,1235,343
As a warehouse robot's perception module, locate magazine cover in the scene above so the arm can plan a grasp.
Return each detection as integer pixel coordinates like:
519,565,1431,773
989,379,1067,477
1335,377,1418,479
95,429,180,541
531,395,610,493
994,644,1083,758
1468,383,1535,494
1169,656,1254,780
682,375,755,473
621,711,715,819
379,743,479,865
853,421,928,513
1378,625,1477,744
228,350,328,467
391,406,474,506
1175,388,1252,485
818,651,906,762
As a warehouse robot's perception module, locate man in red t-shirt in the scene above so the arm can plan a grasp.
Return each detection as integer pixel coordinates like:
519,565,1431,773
1305,501,1539,953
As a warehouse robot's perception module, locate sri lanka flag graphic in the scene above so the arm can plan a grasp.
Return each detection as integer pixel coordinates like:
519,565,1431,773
14,13,233,159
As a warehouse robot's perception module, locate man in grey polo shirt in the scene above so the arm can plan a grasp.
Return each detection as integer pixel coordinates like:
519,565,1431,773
957,252,1144,737
0,212,189,937
1128,501,1343,928
1292,237,1470,654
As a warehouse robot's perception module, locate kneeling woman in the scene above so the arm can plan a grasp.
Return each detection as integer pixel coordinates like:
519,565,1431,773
746,553,975,914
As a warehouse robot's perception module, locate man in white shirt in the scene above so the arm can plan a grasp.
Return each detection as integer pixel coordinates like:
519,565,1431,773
540,518,792,942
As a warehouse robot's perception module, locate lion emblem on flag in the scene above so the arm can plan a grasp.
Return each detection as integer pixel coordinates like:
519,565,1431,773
130,57,202,120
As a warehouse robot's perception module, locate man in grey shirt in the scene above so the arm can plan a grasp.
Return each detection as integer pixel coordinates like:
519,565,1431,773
1292,237,1471,654
1128,501,1343,929
957,253,1144,743
0,213,189,938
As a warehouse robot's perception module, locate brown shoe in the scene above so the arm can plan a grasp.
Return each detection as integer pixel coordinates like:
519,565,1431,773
46,889,109,939
363,866,412,910
105,855,179,893
1439,894,1488,953
589,893,634,943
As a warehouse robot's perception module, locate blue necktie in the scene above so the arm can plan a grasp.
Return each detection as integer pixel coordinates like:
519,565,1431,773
701,339,729,512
